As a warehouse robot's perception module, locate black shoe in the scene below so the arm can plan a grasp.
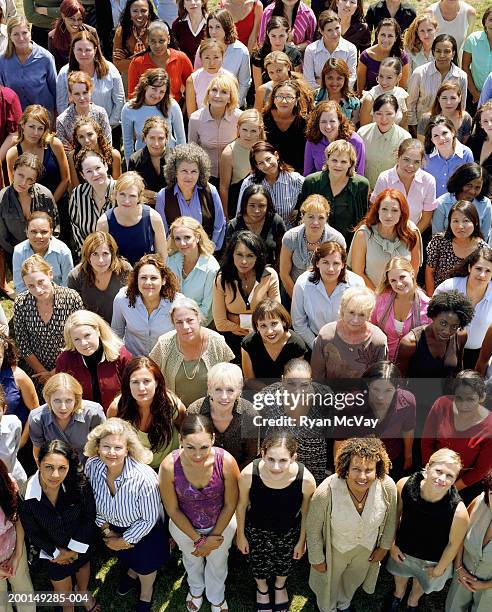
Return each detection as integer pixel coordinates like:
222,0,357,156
386,595,403,611
117,572,138,596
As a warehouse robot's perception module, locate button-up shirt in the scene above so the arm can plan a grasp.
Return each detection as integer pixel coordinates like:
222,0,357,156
303,37,357,89
432,192,492,240
0,414,26,489
424,141,474,197
13,237,74,293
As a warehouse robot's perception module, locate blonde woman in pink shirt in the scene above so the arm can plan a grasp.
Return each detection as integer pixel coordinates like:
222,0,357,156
371,257,431,362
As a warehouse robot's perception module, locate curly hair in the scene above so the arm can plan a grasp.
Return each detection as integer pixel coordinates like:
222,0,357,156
0,333,19,368
335,437,391,479
79,231,126,287
263,78,314,119
72,116,113,168
129,68,171,117
116,356,175,453
84,417,153,463
305,100,353,144
375,18,404,58
119,0,158,52
206,8,237,44
427,290,475,328
0,458,17,522
308,241,347,285
68,30,109,79
126,254,179,307
164,143,211,188
403,14,438,55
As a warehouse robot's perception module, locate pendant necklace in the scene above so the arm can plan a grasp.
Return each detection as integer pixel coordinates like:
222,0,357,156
347,483,369,509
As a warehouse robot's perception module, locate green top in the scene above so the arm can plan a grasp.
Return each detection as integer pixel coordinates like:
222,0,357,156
135,409,180,469
23,0,61,30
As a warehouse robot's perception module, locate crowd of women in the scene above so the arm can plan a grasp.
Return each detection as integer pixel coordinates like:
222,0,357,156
0,0,492,611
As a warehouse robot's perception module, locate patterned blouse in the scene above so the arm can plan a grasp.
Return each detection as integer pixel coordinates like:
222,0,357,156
426,234,488,288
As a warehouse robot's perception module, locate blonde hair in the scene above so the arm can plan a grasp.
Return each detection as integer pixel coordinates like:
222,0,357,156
426,448,463,471
300,194,331,217
204,73,239,113
43,373,83,414
263,50,292,72
21,254,52,278
207,362,243,393
84,417,153,463
168,216,215,257
323,139,357,176
198,38,226,57
113,171,146,203
237,109,265,141
5,15,30,59
63,310,124,362
377,257,417,295
339,287,376,319
404,15,438,55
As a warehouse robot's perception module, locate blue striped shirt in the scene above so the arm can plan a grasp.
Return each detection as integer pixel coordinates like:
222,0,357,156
85,455,162,544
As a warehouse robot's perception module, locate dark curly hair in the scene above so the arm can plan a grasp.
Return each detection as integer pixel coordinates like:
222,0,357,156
427,290,475,328
72,117,113,169
38,440,88,502
0,333,19,368
117,356,175,452
126,254,179,307
0,459,17,523
335,437,391,479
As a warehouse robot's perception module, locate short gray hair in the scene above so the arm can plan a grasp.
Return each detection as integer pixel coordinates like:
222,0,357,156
207,363,243,392
170,296,204,324
164,143,211,187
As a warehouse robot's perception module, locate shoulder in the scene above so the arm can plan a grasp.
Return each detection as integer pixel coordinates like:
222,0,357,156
81,400,105,416
29,404,49,422
368,323,388,343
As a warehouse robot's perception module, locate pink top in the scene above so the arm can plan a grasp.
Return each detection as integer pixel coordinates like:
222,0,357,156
371,166,437,224
258,2,316,46
191,67,232,108
371,289,431,362
0,506,16,563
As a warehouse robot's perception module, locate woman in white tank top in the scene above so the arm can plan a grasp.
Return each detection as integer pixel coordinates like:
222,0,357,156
425,0,476,64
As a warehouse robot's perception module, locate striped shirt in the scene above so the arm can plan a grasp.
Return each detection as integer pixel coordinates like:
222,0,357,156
85,455,162,544
68,179,115,256
258,2,316,46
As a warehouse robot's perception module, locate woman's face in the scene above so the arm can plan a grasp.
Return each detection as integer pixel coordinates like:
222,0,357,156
341,302,370,331
431,311,461,341
368,379,396,413
238,121,262,146
454,384,482,415
27,218,52,253
273,85,297,114
268,26,288,50
468,256,492,284
374,103,397,132
282,367,312,398
181,432,214,464
70,324,100,357
99,434,128,470
484,12,492,37
316,251,344,284
148,27,169,56
63,10,84,35
377,66,399,91
387,268,415,296
23,270,53,301
73,39,96,64
13,165,37,194
439,89,460,114
116,184,140,210
69,83,91,108
207,18,226,42
459,177,483,202
172,307,201,341
144,82,167,106
434,40,454,69
266,61,290,84
417,19,437,47
144,127,167,156
184,0,202,14
130,0,149,28
89,242,112,274
233,241,257,275
76,124,98,149
346,455,377,491
254,151,279,178
23,118,46,144
201,47,223,73
257,315,286,345
262,445,295,478
137,264,164,300
337,0,358,18
245,192,268,223
326,150,351,177
10,25,31,53
378,196,401,229
303,209,327,233
176,161,200,191
172,225,200,255
49,388,76,423
208,378,241,410
324,69,345,95
208,83,231,109
431,124,454,150
377,25,396,51
129,367,157,404
39,452,69,492
450,209,475,239
480,109,492,139
321,20,341,46
319,110,340,141
81,156,108,187
397,146,422,178
424,461,459,491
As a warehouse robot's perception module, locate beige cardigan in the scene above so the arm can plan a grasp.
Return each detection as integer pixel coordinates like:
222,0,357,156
306,473,397,611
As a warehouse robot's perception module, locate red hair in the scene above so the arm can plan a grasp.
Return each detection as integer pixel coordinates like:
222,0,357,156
355,188,417,250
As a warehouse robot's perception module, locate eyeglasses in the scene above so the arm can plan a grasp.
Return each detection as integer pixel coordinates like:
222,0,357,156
274,95,296,103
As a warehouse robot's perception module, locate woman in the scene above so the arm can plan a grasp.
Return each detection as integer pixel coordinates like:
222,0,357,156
127,116,169,198
107,356,185,469
69,149,116,258
56,30,125,134
0,458,35,612
0,386,26,491
213,230,280,361
424,115,474,198
371,138,436,232
304,100,365,176
298,139,369,246
426,200,488,293
220,0,262,51
111,254,182,357
291,241,364,349
96,171,167,266
236,432,316,612
357,93,411,189
121,67,185,164
372,257,431,363
128,19,193,103
67,231,132,324
445,470,492,612
13,255,83,391
396,289,473,379
306,438,397,612
424,0,476,64
171,0,208,63
407,34,468,136
56,311,133,413
387,448,469,610
19,440,98,612
236,141,304,229
422,370,492,504
403,13,438,71
156,143,227,251
313,57,360,122
150,296,234,406
226,184,286,271
258,0,316,53
467,100,492,178
262,79,312,175
85,418,169,612
463,7,492,106
0,16,56,114
0,82,21,188
159,414,240,612
6,104,69,207
329,0,370,50
29,373,105,463
13,211,73,294
167,217,220,326
188,73,241,184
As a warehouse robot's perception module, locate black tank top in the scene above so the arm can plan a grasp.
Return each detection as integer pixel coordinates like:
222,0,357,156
396,472,461,562
247,459,304,533
407,325,460,379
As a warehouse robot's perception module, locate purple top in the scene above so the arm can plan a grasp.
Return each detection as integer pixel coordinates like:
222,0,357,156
304,134,365,176
173,447,225,530
360,50,409,90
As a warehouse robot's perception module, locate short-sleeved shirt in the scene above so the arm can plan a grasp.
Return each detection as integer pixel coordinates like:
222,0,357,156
463,31,492,91
241,330,310,379
427,233,488,287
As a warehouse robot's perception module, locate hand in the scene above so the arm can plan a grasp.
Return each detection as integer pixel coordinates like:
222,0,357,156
33,369,55,385
104,536,133,551
112,49,129,61
390,544,405,563
236,534,249,555
6,552,21,576
369,547,388,563
425,564,444,579
0,562,12,579
192,535,224,557
35,6,48,15
292,540,306,560
142,189,157,206
51,549,77,565
471,91,480,104
311,562,327,573
456,567,478,592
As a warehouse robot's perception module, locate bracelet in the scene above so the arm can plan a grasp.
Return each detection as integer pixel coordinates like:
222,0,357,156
455,566,464,573
193,536,206,549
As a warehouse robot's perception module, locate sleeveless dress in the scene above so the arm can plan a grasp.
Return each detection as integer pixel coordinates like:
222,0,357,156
0,366,30,426
106,205,155,265
16,142,61,196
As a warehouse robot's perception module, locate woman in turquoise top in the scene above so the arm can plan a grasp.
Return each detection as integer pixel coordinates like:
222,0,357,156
463,7,492,106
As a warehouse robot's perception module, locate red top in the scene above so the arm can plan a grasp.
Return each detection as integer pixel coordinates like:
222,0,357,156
421,395,492,487
127,49,193,101
0,86,22,142
221,1,258,47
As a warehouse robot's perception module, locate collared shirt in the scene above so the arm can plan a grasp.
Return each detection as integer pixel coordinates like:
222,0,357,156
303,37,357,89
155,183,226,249
0,43,56,112
259,2,316,46
85,455,162,544
365,1,416,33
304,134,365,177
128,49,193,102
13,237,74,293
463,31,492,91
407,61,468,126
111,287,184,356
371,166,437,224
424,141,475,197
0,414,26,489
171,15,206,63
408,49,434,73
29,401,106,463
478,70,492,107
432,192,492,240
56,103,112,151
291,270,365,348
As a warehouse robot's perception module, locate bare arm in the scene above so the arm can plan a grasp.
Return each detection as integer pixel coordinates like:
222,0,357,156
51,138,70,203
14,366,39,448
241,348,255,381
209,453,240,537
279,245,295,297
359,96,373,126
462,52,480,103
395,334,417,377
111,150,122,179
185,76,198,117
417,211,433,234
219,145,233,218
252,65,263,92
425,264,435,296
356,61,368,97
431,503,469,577
410,233,421,277
247,1,263,53
350,230,375,290
294,469,317,559
475,323,492,375
0,134,16,163
235,465,252,554
150,209,168,262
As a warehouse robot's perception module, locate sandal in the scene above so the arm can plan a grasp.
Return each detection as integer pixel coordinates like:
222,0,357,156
186,591,204,612
210,598,228,611
274,585,290,612
256,587,272,612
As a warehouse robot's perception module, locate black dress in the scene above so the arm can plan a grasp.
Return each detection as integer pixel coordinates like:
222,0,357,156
225,213,286,269
241,329,310,379
263,112,307,174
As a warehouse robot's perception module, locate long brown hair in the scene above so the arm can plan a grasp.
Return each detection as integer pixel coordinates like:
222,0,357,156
79,231,125,286
126,254,179,307
68,30,109,79
306,100,353,144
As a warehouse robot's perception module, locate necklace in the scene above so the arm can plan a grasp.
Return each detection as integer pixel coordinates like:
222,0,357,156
305,234,323,247
346,483,369,509
178,333,205,380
